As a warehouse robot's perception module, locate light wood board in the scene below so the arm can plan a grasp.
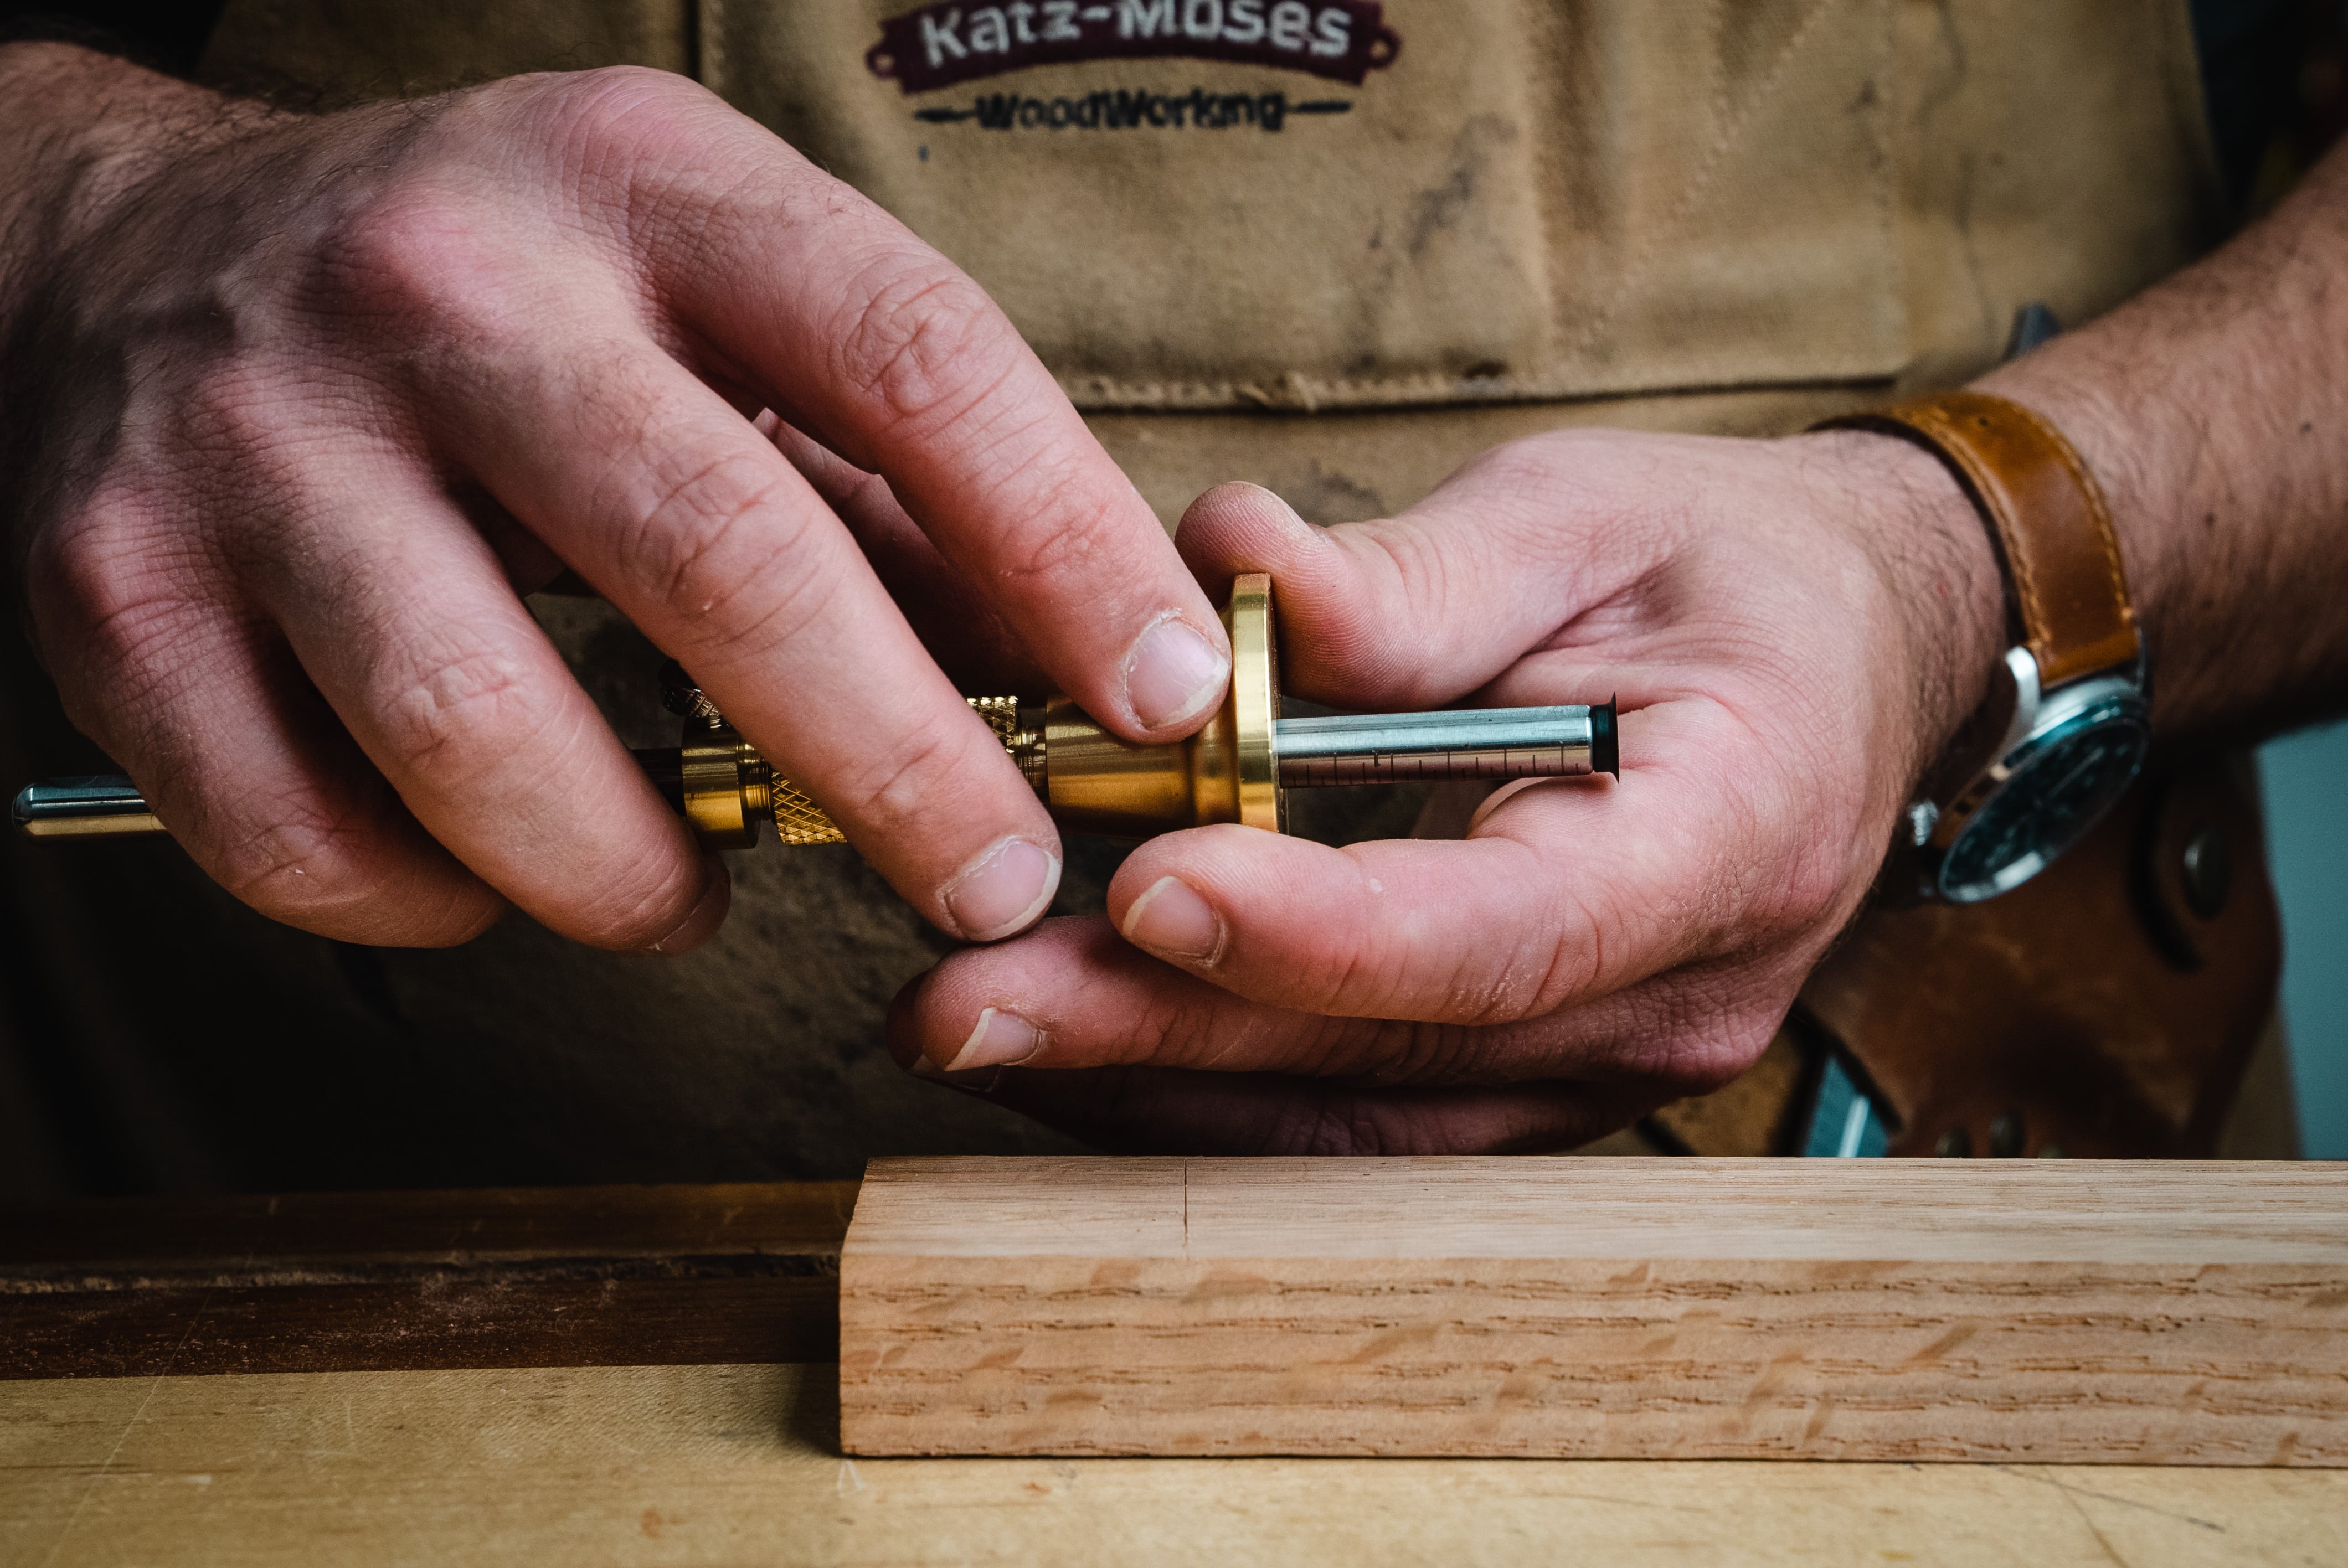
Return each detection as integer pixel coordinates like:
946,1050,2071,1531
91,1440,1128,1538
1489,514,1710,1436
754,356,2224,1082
8,1361,2348,1567
839,1157,2348,1462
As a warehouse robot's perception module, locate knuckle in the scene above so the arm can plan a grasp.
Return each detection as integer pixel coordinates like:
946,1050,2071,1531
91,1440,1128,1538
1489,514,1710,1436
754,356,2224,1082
1338,529,1464,704
1315,1097,1390,1156
1458,926,1580,1027
1261,1090,1410,1157
1459,437,1566,498
1370,871,1593,1029
440,68,757,262
991,460,1129,586
1267,876,1574,1036
832,259,1014,430
1652,1014,1779,1099
202,788,499,945
524,65,720,164
35,504,147,623
1776,852,1853,938
371,639,558,783
204,791,380,920
1256,1091,1342,1156
34,504,214,674
319,75,733,334
1283,932,1377,1019
1607,973,1780,1098
1525,901,1607,1016
610,442,823,659
1699,780,1855,951
1273,1013,1487,1089
1389,1020,1495,1082
315,188,513,343
836,720,979,828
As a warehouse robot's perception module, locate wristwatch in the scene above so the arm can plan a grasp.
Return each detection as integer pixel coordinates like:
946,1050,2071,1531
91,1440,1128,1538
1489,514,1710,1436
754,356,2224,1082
1821,391,2150,903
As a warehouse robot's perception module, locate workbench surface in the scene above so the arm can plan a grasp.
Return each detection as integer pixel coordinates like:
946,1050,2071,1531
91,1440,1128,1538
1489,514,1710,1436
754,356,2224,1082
7,1178,2346,1565
7,1360,2346,1566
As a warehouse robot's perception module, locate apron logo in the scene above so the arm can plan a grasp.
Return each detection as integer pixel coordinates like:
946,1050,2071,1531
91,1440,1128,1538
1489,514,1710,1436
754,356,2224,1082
867,1,1402,95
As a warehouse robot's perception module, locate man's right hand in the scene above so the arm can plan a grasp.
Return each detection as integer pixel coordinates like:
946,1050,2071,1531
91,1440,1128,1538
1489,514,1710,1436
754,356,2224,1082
1,46,1230,952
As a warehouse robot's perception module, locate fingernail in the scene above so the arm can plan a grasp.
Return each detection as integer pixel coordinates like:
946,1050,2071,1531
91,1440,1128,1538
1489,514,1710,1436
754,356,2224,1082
941,836,1060,942
1125,617,1229,731
645,855,732,955
1121,875,1223,963
943,1006,1043,1071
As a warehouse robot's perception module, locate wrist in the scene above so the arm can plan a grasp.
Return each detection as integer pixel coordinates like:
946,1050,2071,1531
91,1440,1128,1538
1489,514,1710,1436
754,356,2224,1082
0,43,254,322
1793,427,2009,809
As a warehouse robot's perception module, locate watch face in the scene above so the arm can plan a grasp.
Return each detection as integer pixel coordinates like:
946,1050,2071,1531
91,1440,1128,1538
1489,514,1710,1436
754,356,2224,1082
1938,692,2149,903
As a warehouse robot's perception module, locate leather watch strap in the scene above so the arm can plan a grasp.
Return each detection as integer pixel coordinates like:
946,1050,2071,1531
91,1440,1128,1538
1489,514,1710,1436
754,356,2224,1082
1819,391,2141,688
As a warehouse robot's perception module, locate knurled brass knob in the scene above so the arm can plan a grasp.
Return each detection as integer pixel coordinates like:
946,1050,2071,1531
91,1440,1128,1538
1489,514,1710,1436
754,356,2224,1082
658,574,1287,849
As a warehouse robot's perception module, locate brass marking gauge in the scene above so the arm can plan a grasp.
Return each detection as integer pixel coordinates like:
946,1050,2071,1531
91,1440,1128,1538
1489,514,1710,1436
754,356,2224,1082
13,576,1617,849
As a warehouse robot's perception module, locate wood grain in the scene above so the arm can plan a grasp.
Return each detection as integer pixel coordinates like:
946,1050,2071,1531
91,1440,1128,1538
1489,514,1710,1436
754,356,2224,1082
1,1182,854,1378
839,1157,2348,1462
9,1363,2348,1567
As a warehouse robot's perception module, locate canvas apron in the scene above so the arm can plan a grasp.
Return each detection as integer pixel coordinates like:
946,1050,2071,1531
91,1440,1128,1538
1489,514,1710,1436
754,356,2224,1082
4,0,2270,1188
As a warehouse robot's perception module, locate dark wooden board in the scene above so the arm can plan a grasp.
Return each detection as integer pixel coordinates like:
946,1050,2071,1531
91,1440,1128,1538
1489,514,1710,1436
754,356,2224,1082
0,1181,854,1379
